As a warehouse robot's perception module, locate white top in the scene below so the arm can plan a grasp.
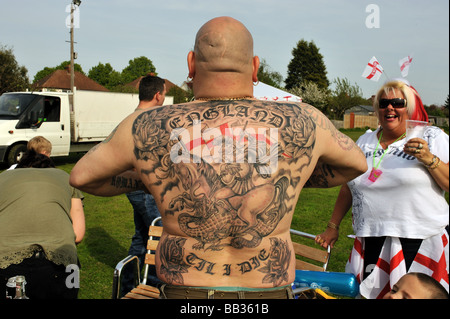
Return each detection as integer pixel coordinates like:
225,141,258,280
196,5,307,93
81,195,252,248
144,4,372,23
348,126,449,239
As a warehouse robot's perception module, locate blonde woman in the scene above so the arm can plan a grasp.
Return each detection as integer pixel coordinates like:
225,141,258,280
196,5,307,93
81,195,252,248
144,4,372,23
316,79,449,298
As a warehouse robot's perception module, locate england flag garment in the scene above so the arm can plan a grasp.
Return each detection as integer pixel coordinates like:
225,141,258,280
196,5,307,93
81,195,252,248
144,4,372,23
347,232,449,299
409,232,449,292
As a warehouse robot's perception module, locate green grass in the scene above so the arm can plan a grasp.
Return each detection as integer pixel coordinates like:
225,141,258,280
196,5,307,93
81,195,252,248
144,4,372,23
75,194,134,298
292,187,354,272
53,154,136,298
1,128,447,299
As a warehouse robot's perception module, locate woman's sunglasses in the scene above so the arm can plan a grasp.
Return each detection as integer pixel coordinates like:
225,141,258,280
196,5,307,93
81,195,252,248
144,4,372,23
379,98,407,109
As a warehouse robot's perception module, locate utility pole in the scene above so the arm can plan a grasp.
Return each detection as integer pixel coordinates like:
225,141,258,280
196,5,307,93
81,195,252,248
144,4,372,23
70,2,75,93
69,0,81,111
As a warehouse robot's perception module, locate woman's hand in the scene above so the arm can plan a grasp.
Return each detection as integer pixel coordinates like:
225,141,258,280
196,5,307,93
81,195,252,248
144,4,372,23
404,137,449,192
403,138,433,165
315,227,339,249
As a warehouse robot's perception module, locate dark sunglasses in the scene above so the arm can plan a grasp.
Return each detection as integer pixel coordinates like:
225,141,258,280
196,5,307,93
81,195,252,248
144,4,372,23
379,98,407,109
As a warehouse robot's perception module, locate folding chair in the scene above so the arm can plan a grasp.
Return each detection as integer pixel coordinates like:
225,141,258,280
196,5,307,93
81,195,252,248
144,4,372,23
289,228,333,298
112,217,162,299
290,228,331,272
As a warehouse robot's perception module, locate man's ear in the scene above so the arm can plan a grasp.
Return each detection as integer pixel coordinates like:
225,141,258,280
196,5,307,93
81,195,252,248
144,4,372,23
187,51,195,79
154,92,162,104
252,55,260,83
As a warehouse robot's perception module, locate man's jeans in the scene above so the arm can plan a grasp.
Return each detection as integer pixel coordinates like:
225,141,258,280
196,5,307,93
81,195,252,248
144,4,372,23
121,191,162,295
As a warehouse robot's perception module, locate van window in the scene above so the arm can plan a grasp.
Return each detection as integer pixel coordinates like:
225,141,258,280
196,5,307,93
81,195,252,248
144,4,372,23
15,95,61,128
0,94,36,117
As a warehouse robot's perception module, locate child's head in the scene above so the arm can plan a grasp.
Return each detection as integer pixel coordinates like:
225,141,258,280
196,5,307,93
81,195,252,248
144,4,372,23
27,136,52,157
383,273,448,299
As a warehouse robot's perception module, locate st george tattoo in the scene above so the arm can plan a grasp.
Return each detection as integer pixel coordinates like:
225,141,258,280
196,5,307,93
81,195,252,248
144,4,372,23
131,99,353,285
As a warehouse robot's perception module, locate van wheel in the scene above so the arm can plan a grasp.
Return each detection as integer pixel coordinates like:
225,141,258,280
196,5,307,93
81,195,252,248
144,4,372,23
7,144,27,166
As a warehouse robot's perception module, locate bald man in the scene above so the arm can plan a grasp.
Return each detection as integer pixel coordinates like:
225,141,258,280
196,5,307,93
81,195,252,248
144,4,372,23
70,16,367,299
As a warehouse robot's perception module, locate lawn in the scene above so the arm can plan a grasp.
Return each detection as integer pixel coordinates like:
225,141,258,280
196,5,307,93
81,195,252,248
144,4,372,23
1,128,447,299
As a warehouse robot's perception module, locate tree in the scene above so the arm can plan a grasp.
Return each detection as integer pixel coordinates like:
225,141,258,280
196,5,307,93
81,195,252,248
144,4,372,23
88,62,122,90
121,56,157,84
0,45,29,94
167,85,193,104
427,104,445,117
32,56,158,92
285,39,329,90
257,58,283,88
288,80,329,112
443,94,449,118
33,61,84,83
327,77,369,119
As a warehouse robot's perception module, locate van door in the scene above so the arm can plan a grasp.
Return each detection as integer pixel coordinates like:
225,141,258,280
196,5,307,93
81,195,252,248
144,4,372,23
18,95,70,156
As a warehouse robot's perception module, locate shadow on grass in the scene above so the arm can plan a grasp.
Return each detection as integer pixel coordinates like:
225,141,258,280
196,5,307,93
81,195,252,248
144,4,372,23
84,226,129,269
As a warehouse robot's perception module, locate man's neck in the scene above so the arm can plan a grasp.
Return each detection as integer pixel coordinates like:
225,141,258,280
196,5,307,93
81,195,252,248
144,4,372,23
136,101,158,110
192,73,253,100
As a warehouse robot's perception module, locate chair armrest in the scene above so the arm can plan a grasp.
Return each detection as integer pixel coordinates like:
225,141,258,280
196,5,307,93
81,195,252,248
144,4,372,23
112,255,140,299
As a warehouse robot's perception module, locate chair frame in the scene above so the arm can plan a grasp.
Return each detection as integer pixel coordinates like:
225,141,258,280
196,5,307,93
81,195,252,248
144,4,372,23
290,228,331,272
289,229,332,298
112,217,162,299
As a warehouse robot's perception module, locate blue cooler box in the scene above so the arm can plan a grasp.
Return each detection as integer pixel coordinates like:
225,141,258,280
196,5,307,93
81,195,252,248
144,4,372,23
293,270,360,298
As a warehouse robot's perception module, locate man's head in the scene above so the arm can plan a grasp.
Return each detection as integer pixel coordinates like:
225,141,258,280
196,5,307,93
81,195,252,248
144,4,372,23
187,16,260,98
138,75,166,106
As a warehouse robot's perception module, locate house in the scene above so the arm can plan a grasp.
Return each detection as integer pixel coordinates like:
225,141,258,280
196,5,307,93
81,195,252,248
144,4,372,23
125,75,178,93
428,115,449,127
345,105,375,116
344,105,379,129
32,69,109,92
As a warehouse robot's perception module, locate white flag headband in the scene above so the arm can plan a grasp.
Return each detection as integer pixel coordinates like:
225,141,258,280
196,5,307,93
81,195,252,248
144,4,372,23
362,56,385,82
362,55,413,82
399,55,413,77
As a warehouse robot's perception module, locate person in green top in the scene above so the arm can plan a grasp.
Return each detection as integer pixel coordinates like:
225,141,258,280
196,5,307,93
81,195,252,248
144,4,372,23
0,150,85,299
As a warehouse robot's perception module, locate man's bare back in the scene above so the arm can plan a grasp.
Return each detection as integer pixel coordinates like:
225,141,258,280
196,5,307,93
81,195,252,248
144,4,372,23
69,16,367,297
100,98,362,288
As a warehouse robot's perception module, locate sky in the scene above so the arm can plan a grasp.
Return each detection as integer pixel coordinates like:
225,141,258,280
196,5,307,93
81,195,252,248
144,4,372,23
1,0,448,106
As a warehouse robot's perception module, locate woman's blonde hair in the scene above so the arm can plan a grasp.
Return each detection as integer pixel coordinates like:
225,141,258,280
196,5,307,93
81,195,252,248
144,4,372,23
373,80,418,119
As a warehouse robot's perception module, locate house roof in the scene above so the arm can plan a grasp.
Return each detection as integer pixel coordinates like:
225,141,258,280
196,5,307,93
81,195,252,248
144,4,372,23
32,69,109,92
345,105,374,114
125,75,178,92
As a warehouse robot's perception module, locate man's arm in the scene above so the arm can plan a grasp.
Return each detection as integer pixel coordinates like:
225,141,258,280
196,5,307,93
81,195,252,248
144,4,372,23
71,168,144,196
304,107,367,188
69,117,143,196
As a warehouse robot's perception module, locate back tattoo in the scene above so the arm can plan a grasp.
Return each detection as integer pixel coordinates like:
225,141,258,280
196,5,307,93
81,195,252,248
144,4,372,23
129,100,347,285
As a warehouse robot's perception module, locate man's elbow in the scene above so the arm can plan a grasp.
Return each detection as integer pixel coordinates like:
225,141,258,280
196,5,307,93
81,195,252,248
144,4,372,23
69,169,86,190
